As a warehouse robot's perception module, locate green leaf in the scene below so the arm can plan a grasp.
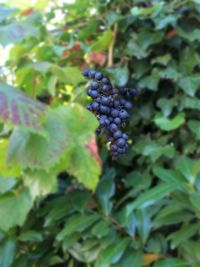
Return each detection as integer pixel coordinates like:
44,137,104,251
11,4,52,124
136,208,151,243
106,66,129,86
176,26,200,42
152,54,171,66
168,223,199,249
134,138,175,161
153,205,194,229
0,5,17,23
7,108,71,170
96,176,115,215
106,11,122,26
63,105,100,190
157,98,177,117
34,0,50,10
126,30,163,59
0,239,16,267
127,183,178,215
56,214,99,241
0,139,21,177
178,75,200,96
0,188,32,232
181,97,200,111
154,113,185,131
0,176,17,194
175,156,196,183
18,230,43,242
189,192,200,211
23,170,57,198
51,66,85,86
0,83,46,132
188,120,200,140
91,30,113,52
179,47,200,74
92,220,110,238
0,21,39,47
131,3,163,17
154,258,189,267
153,167,186,187
95,238,130,267
154,15,177,30
139,71,160,91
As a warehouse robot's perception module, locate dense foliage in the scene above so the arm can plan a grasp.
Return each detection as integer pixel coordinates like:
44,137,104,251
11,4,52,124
0,0,200,266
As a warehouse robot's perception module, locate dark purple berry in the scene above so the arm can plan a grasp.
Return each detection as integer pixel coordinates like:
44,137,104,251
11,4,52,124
122,133,128,140
124,101,132,110
111,109,119,118
117,138,126,147
102,77,110,84
102,84,111,92
91,102,99,111
100,105,110,114
90,90,98,99
114,117,121,125
86,104,92,111
111,144,118,152
110,123,118,132
91,81,99,89
101,96,110,105
89,70,97,78
119,110,129,119
113,100,120,108
113,130,122,139
82,69,90,77
95,72,103,80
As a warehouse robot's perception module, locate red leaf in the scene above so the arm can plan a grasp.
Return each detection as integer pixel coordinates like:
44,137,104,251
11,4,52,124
89,52,107,66
21,8,34,16
86,137,102,169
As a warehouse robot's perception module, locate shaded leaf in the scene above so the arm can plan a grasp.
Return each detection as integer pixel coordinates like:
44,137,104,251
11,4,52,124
154,113,185,131
0,189,32,232
127,183,178,215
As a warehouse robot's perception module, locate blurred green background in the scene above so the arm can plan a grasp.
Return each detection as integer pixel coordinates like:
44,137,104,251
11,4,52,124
0,0,200,266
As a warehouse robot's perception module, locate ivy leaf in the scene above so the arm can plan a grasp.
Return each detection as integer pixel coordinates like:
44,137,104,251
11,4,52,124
176,26,200,42
188,120,200,140
179,47,200,74
0,83,46,132
178,75,200,97
106,67,129,86
0,188,32,232
91,30,113,52
154,113,185,131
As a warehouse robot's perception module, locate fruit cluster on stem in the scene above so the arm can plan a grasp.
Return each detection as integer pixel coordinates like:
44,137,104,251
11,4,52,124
82,69,138,159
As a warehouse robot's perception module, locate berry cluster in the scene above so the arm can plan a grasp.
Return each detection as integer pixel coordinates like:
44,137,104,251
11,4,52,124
82,69,138,159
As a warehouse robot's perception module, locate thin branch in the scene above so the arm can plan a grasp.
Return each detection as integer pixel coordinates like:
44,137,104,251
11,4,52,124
107,24,118,68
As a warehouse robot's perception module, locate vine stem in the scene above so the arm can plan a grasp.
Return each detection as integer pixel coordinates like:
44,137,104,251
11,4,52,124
107,24,118,68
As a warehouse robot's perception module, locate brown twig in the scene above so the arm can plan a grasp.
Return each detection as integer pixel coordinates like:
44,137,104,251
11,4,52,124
107,24,118,68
